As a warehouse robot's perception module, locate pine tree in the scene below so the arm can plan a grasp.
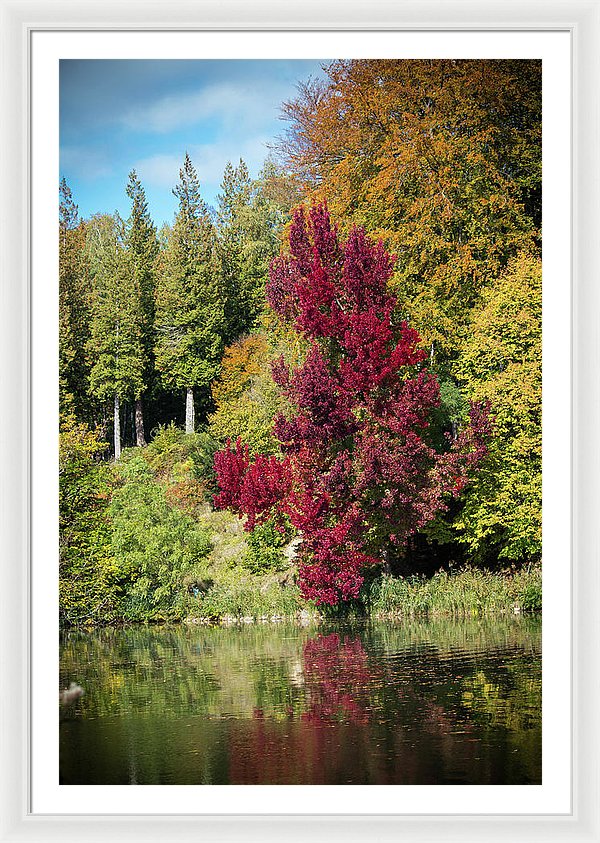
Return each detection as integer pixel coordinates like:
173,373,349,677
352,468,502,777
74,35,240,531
86,214,145,459
217,159,279,344
59,179,91,419
125,170,158,446
154,153,225,433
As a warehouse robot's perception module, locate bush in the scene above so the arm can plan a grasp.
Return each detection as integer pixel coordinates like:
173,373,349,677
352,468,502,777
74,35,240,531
59,415,120,625
109,455,213,621
244,518,290,573
146,423,219,489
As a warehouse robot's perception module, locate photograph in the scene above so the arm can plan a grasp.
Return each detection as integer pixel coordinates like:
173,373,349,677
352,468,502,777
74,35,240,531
58,57,542,787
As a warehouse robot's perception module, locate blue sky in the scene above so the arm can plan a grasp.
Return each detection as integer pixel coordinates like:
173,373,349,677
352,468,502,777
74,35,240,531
60,59,328,227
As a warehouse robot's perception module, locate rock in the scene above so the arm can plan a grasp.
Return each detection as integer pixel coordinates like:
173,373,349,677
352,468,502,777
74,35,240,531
283,536,303,562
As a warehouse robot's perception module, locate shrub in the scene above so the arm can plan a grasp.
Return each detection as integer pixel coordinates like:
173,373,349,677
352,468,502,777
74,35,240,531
59,415,120,625
109,456,213,620
146,423,219,489
244,518,289,573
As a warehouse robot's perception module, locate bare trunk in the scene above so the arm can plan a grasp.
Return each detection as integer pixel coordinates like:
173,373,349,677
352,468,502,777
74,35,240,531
135,398,146,447
185,387,195,434
114,393,121,460
381,547,392,576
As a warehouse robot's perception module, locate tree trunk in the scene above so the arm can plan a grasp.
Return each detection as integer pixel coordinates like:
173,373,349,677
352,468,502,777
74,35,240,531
381,547,392,576
185,387,195,434
135,397,146,447
114,392,121,460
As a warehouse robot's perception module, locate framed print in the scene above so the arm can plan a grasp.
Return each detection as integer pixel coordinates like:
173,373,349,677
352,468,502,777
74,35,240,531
1,1,599,841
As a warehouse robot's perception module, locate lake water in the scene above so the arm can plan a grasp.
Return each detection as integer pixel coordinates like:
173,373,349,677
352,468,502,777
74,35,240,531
60,617,541,785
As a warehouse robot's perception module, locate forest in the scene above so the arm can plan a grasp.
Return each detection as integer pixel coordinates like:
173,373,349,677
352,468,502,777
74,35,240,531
59,59,542,626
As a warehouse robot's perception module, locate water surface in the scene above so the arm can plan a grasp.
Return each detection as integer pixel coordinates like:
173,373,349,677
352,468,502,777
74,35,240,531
60,617,541,785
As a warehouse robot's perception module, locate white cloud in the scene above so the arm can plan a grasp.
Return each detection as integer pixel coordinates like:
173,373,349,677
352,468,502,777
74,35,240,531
121,81,288,135
131,153,181,190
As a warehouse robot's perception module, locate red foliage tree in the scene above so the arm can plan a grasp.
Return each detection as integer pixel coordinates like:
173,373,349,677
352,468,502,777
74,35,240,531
214,204,490,605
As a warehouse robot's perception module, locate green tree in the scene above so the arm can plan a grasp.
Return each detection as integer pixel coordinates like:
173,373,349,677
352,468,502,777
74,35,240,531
86,214,145,459
125,170,159,446
154,153,225,433
59,179,91,418
217,159,280,344
454,252,542,562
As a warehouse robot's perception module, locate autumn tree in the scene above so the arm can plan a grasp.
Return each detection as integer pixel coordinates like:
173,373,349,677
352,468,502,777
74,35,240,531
213,205,490,605
125,170,158,446
86,214,145,459
208,334,285,456
277,60,541,361
154,153,225,433
59,179,91,418
454,252,541,562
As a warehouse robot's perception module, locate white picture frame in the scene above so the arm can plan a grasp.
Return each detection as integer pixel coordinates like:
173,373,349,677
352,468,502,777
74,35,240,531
1,1,598,840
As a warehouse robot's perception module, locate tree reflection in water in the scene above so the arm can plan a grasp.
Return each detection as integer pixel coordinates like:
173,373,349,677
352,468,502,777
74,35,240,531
60,618,541,785
302,633,372,725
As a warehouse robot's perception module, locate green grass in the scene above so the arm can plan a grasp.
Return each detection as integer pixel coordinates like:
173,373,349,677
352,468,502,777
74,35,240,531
365,565,542,619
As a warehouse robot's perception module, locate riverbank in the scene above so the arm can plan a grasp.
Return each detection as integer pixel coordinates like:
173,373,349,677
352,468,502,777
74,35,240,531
61,564,541,628
179,565,542,626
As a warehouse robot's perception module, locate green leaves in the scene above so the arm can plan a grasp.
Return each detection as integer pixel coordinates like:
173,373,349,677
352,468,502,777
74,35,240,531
217,159,281,344
59,416,118,625
109,454,212,620
455,253,542,562
59,180,92,418
125,170,159,376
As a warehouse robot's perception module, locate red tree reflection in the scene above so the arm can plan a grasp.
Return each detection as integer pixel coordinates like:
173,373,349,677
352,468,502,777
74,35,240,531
301,633,372,725
227,632,374,783
224,632,486,785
